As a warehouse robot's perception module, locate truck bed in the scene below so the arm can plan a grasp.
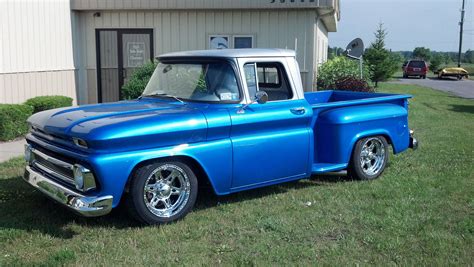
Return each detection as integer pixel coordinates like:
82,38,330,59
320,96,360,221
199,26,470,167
304,90,412,174
304,90,411,108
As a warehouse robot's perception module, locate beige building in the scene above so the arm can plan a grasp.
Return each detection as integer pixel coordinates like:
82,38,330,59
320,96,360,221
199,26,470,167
0,0,340,105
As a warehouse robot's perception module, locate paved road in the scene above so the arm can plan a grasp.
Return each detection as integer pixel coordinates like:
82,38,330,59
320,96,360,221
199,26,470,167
0,139,25,163
393,77,474,99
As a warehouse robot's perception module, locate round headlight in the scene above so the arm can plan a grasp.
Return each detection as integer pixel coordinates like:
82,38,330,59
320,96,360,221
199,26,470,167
73,165,84,190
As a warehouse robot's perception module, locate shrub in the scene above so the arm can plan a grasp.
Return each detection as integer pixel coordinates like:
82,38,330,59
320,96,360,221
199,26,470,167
335,77,374,92
121,61,157,100
317,56,372,90
0,104,33,141
25,95,73,114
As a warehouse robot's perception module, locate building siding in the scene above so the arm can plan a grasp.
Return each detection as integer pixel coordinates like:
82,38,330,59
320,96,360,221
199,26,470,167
0,71,76,104
0,0,338,105
0,0,77,104
310,19,328,89
76,9,319,103
71,0,337,11
316,18,329,66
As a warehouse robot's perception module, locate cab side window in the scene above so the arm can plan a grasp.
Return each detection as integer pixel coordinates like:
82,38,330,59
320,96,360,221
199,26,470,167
243,62,293,102
257,63,293,101
243,63,258,100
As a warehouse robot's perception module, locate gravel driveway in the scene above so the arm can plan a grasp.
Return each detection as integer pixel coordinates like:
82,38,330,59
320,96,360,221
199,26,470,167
0,138,26,163
392,77,474,99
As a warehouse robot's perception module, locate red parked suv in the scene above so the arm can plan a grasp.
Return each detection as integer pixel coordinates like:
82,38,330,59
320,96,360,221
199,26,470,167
403,60,428,79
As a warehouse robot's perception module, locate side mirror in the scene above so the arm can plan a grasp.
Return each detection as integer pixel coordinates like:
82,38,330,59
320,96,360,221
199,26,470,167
255,91,268,104
237,91,268,113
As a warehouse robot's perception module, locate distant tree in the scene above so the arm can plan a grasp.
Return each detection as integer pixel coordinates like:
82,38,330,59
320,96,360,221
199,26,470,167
465,50,474,63
364,23,399,87
336,47,344,57
429,53,444,73
328,47,336,60
398,51,413,60
391,52,405,65
442,53,452,64
328,46,345,60
413,47,431,61
449,52,458,63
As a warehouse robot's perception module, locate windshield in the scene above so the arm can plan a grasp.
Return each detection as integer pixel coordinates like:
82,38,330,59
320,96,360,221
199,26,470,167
142,61,241,102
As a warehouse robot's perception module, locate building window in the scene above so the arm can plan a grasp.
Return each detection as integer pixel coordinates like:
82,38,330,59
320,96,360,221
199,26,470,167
209,35,230,49
234,36,253,49
209,34,254,49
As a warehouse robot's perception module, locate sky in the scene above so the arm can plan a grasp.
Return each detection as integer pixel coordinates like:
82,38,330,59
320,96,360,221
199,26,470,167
329,0,474,52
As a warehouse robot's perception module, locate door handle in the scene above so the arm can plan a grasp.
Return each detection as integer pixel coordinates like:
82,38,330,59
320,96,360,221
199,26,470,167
290,107,306,115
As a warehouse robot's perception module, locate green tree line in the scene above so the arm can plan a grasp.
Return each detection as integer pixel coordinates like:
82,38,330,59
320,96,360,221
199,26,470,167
329,47,474,65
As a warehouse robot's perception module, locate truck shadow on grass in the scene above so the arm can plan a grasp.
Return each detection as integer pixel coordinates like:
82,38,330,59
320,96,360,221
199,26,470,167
0,173,354,239
194,174,353,210
449,104,474,114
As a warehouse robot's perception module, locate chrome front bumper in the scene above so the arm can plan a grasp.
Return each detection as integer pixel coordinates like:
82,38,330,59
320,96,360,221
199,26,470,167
23,165,113,217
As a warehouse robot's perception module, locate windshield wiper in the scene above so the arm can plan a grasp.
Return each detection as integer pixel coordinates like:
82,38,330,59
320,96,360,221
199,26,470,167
140,93,185,104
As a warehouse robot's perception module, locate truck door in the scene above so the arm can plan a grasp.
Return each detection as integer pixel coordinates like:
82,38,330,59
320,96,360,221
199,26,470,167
229,59,312,190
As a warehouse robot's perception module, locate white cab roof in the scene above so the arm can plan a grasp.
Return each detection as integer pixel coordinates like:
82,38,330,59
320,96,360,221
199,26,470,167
158,49,296,59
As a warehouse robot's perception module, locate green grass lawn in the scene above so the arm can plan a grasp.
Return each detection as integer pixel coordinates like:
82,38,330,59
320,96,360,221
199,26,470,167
0,83,473,265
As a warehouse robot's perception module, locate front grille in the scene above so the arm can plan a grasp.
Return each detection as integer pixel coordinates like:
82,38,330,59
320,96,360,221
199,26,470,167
35,156,74,179
32,149,75,186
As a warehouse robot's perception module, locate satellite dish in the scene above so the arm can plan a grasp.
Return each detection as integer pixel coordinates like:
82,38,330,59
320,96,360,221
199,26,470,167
345,38,364,59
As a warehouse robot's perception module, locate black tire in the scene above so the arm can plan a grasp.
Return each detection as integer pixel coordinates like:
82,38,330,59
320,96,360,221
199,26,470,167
403,74,407,78
126,160,198,224
422,75,426,79
348,136,389,180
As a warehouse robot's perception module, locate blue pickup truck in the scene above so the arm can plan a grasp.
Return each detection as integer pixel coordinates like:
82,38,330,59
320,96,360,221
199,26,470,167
23,49,417,224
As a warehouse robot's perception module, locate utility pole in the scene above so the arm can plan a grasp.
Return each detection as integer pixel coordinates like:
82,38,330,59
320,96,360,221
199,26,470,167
457,0,465,67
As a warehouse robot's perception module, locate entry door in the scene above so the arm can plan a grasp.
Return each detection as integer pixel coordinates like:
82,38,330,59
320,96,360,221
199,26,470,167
229,60,312,190
97,29,154,102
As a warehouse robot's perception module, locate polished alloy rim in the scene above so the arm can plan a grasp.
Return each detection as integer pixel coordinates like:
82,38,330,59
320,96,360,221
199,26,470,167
359,138,385,176
143,164,191,218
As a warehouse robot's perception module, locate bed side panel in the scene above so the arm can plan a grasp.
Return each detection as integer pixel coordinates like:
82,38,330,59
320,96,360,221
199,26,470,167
315,103,409,164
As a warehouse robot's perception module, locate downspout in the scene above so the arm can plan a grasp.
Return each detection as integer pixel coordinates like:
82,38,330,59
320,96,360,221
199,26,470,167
313,13,320,92
313,9,335,91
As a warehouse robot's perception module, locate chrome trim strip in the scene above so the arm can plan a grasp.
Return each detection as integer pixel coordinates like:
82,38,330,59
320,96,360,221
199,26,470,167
23,166,113,217
34,162,75,185
32,149,73,170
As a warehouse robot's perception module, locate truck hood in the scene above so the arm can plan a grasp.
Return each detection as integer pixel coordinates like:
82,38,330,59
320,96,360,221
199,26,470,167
27,100,208,152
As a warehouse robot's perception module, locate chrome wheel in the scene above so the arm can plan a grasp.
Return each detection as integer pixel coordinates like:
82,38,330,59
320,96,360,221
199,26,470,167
359,137,386,176
143,164,191,218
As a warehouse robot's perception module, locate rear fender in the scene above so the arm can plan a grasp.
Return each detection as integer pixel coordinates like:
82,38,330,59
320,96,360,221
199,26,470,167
348,130,394,157
315,103,410,164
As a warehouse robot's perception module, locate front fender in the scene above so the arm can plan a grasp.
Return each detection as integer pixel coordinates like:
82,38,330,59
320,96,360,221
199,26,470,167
87,139,233,207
